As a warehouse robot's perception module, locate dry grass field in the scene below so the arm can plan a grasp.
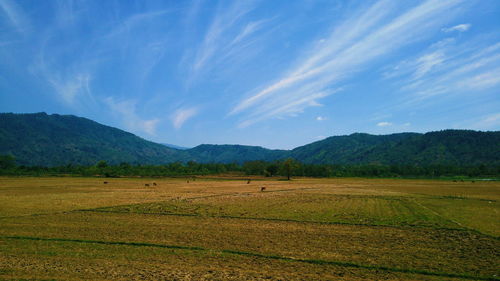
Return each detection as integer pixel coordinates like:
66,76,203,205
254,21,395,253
0,176,499,280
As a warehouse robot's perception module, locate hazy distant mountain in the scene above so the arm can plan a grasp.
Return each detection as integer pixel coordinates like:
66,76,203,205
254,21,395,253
0,113,498,166
0,113,186,166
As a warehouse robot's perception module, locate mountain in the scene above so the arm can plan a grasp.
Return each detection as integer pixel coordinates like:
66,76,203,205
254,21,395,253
290,133,419,164
0,112,186,166
0,112,498,167
291,130,500,166
186,144,288,164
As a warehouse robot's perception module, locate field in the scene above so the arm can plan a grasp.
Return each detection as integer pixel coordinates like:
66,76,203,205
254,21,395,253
0,177,499,280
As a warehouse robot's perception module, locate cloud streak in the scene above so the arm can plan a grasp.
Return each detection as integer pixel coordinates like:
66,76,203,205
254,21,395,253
377,122,392,127
386,39,500,105
192,2,255,73
105,97,160,135
442,23,470,32
0,0,29,33
48,73,92,106
230,0,464,127
172,107,198,129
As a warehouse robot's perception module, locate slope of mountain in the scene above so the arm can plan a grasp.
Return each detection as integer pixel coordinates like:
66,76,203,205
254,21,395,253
290,133,419,164
291,130,500,166
0,112,498,167
0,112,186,166
186,144,288,164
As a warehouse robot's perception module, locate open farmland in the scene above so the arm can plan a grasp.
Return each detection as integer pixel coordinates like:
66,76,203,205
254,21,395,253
0,177,499,280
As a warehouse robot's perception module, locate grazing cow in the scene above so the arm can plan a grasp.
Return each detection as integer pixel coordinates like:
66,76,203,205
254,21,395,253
471,180,475,183
103,181,108,184
247,179,251,184
260,186,266,192
153,182,157,186
187,180,190,183
145,184,150,187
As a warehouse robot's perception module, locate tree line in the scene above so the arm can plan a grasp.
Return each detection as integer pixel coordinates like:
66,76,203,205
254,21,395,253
1,154,498,178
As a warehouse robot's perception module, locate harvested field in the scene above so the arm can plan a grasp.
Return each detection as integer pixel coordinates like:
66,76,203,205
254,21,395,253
0,177,499,280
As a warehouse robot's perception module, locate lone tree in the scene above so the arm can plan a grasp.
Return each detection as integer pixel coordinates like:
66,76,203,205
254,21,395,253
281,158,299,180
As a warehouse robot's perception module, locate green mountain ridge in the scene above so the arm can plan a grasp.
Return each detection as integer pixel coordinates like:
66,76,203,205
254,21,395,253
0,112,498,167
0,112,186,166
188,144,288,164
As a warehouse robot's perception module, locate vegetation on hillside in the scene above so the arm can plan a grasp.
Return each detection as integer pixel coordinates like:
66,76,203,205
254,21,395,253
0,112,186,166
290,130,500,166
1,113,499,168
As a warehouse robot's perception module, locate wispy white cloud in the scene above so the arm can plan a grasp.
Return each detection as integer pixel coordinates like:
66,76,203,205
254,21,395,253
184,1,276,87
316,116,327,121
103,9,171,40
238,90,333,128
29,37,98,109
377,122,392,127
48,73,92,106
457,67,500,90
229,19,268,47
172,107,198,129
387,40,500,104
0,0,29,33
474,113,500,129
442,23,470,32
231,0,464,127
413,51,445,79
105,97,160,135
192,2,255,73
455,112,500,131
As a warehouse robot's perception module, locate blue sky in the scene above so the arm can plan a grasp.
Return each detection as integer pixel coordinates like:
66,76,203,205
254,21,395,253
0,0,499,149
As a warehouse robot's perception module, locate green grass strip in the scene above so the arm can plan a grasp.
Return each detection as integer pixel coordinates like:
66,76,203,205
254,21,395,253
2,235,498,281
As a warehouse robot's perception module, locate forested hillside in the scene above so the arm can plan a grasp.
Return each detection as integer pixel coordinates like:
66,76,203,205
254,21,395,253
0,113,185,166
0,113,498,167
291,130,500,166
187,144,288,164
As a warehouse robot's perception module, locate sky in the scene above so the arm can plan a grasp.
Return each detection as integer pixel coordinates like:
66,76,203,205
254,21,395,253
0,0,499,149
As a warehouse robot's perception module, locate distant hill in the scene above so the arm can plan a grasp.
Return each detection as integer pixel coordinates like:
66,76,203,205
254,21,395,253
187,144,288,164
0,113,186,166
0,112,498,166
291,131,500,166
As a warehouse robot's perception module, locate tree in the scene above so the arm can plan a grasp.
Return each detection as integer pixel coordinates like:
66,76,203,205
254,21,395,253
280,158,299,180
265,163,279,177
243,161,266,175
96,160,108,168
